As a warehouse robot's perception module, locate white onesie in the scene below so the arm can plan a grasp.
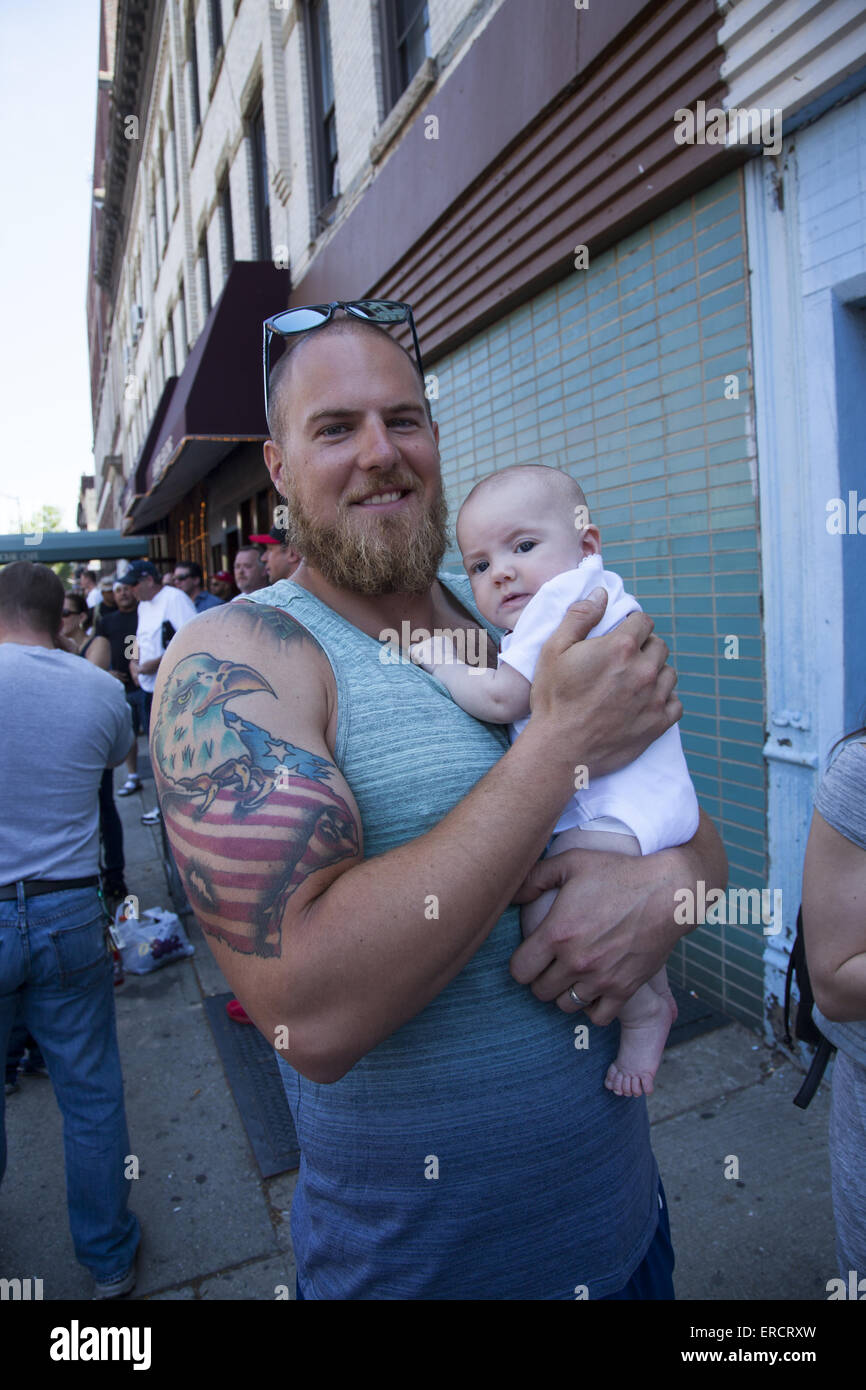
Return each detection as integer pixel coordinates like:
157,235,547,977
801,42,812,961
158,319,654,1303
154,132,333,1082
498,553,700,854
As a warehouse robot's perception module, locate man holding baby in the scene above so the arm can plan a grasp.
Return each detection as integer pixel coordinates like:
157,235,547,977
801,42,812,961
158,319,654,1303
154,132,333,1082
152,301,726,1300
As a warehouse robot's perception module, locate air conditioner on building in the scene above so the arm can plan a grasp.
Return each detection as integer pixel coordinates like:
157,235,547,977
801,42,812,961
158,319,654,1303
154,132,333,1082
131,305,145,342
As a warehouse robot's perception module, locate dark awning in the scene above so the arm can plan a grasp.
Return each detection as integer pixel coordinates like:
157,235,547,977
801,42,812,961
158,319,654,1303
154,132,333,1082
0,531,149,564
124,260,289,532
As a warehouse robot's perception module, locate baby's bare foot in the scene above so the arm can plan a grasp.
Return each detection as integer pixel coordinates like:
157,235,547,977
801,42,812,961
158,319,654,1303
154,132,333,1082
604,984,676,1097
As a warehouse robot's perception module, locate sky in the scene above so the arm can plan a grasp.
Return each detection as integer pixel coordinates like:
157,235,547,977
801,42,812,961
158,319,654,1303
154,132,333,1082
0,1,100,533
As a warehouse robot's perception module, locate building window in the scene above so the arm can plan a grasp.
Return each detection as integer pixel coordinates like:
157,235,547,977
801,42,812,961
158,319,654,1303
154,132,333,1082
249,101,271,260
218,174,234,276
163,324,176,379
208,0,223,66
150,192,159,279
174,279,189,366
381,0,430,112
167,84,179,210
306,0,338,212
187,5,202,137
197,234,211,319
158,139,169,250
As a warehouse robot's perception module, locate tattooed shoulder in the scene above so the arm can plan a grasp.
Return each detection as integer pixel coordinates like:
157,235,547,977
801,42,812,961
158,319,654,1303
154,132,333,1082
152,657,359,957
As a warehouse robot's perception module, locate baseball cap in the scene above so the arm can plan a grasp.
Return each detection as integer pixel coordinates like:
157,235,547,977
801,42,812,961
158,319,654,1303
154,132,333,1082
213,570,233,583
121,560,160,585
248,525,289,546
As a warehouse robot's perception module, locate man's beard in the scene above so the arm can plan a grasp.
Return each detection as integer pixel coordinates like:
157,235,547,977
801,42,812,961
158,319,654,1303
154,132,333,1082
280,475,450,596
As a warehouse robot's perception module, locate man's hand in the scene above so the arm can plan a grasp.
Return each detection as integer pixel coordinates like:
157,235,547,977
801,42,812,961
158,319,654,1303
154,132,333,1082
530,589,681,779
510,811,727,1021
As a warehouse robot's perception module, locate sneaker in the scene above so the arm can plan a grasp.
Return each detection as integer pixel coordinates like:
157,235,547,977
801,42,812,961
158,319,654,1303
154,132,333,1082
4,1080,19,1097
21,1063,49,1079
92,1261,137,1300
117,776,142,797
140,807,161,825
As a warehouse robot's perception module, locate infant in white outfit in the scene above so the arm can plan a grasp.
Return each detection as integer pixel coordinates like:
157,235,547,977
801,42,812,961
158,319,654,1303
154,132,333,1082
411,464,699,1096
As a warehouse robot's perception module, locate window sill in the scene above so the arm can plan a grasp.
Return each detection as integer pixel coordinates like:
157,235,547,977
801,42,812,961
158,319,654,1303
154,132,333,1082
314,193,341,235
370,56,437,166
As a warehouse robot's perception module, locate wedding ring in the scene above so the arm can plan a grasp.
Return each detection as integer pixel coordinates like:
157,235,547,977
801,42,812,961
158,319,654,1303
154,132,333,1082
568,987,586,1007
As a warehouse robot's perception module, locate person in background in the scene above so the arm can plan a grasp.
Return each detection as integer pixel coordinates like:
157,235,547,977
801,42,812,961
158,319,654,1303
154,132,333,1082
172,560,223,612
123,560,197,824
60,591,94,651
802,715,866,1283
248,526,302,584
209,570,236,601
0,560,140,1298
98,576,118,611
5,1020,48,1095
63,596,128,912
233,546,268,595
84,569,101,608
161,571,176,587
97,582,144,796
80,568,101,612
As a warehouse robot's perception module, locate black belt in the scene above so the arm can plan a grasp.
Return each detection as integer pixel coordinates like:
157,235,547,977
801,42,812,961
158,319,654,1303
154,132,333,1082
0,876,100,902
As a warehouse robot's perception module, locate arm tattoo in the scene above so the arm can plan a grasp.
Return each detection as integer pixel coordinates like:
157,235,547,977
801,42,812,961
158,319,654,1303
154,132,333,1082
152,648,359,957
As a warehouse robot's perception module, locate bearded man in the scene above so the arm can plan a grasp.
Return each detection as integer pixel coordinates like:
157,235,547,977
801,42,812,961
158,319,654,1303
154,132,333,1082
152,305,726,1300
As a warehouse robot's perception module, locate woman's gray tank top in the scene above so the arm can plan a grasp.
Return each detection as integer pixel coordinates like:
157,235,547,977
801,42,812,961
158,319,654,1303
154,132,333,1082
244,572,658,1300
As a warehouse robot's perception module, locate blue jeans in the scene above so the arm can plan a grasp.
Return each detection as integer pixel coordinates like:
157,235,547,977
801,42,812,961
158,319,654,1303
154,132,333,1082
0,885,140,1281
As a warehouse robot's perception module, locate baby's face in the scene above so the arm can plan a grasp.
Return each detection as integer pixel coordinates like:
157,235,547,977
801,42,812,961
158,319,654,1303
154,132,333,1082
458,479,599,628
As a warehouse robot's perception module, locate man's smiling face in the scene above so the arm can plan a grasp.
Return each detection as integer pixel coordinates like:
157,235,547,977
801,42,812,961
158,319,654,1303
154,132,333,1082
264,326,448,595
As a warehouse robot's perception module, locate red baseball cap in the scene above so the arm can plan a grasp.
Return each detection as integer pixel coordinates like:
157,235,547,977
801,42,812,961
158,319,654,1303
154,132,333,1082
248,525,289,546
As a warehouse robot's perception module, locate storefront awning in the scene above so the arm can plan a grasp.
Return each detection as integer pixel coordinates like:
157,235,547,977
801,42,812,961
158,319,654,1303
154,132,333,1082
0,530,148,564
124,260,289,533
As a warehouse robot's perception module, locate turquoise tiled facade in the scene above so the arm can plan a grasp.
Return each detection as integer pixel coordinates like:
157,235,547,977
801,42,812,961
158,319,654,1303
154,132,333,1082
432,171,767,1029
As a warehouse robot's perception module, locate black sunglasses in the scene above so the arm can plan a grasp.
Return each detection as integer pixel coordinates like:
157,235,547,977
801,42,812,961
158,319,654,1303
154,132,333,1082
262,300,425,420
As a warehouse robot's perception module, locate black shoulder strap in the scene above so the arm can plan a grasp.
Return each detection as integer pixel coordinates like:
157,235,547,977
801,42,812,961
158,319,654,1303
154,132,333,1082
786,904,836,1107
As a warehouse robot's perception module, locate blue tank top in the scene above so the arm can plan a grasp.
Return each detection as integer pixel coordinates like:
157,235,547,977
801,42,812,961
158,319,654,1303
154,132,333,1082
245,573,659,1299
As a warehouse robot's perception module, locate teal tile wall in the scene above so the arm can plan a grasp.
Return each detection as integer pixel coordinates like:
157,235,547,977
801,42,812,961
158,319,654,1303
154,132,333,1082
432,171,767,1029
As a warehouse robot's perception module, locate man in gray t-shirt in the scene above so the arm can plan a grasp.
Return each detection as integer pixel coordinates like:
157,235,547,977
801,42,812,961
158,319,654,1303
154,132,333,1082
0,562,140,1298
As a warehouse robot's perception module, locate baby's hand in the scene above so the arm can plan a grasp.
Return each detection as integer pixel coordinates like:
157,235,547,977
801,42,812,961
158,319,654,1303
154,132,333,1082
409,634,459,670
409,638,436,671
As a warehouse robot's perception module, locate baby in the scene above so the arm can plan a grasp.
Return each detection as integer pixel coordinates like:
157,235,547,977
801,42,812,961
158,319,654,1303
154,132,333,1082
410,464,699,1096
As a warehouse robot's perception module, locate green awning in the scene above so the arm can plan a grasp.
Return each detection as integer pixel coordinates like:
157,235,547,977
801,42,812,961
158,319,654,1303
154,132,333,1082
0,531,148,565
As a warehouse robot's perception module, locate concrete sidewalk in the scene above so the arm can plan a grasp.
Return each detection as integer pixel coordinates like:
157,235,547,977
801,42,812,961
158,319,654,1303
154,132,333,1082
0,753,838,1300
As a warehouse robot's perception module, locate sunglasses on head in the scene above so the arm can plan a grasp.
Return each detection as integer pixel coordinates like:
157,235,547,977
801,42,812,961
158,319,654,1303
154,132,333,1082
262,300,425,420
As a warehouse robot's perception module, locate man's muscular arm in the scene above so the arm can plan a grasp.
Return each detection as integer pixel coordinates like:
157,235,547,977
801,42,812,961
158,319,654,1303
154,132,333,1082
152,591,682,1082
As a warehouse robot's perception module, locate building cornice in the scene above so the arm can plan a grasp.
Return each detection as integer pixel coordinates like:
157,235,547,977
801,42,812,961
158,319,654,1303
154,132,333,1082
95,0,165,295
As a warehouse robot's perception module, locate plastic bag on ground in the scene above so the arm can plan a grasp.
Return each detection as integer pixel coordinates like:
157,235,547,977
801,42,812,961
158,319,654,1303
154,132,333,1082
112,903,194,974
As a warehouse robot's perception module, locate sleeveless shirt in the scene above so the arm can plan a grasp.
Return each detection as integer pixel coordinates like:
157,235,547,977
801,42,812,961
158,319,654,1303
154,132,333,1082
244,572,659,1300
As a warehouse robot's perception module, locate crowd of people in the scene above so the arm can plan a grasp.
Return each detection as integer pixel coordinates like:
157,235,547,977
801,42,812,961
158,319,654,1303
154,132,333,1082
0,530,303,1296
